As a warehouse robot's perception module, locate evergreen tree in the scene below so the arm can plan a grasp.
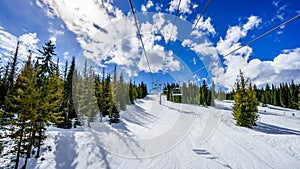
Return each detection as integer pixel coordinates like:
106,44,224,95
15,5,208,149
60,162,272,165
265,84,271,104
233,70,259,128
290,80,298,109
200,79,208,106
280,83,289,108
62,57,76,128
4,54,38,169
261,92,267,107
73,63,98,127
37,40,56,78
7,41,19,90
33,41,64,158
103,74,119,123
129,78,135,104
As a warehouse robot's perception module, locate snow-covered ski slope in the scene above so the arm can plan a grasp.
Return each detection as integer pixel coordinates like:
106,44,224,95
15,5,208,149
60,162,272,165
28,94,300,169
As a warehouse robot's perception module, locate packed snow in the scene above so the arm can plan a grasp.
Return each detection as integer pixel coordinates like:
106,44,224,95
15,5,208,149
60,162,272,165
21,94,300,169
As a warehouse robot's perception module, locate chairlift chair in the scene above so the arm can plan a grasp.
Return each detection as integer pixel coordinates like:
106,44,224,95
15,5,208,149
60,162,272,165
172,87,182,96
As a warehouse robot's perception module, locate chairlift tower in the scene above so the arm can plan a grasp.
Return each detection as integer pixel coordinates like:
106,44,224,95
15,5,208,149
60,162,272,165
158,84,163,105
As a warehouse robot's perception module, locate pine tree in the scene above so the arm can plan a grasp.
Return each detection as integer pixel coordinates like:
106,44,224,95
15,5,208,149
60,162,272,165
233,70,259,128
265,84,271,104
280,83,289,108
62,57,76,128
4,54,38,169
37,40,56,78
273,87,280,106
0,63,9,110
7,41,19,90
129,78,135,104
200,79,208,106
73,63,98,127
34,41,64,158
290,80,298,109
261,92,267,107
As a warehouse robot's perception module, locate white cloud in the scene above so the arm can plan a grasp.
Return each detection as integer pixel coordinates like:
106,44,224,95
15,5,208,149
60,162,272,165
63,51,69,59
191,16,216,37
213,16,263,88
141,5,147,12
203,15,300,89
137,47,180,73
48,24,64,43
192,4,198,9
212,20,300,88
37,1,182,75
0,26,18,57
272,48,300,73
242,16,261,30
153,13,165,30
193,74,201,82
216,16,261,60
49,36,56,45
272,1,279,7
0,27,39,61
146,1,154,9
161,22,178,43
142,0,154,12
36,0,59,19
217,48,300,89
271,2,287,21
169,0,194,15
37,1,299,90
105,19,181,74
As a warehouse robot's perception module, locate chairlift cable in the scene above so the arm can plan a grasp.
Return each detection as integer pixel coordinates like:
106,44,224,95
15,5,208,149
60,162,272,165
174,0,212,60
165,0,182,51
128,0,154,83
192,0,211,30
224,13,300,57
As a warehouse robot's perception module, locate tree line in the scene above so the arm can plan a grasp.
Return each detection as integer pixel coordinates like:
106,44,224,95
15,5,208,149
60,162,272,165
0,40,147,169
227,71,299,128
164,70,298,128
226,80,299,110
164,79,215,107
73,62,148,126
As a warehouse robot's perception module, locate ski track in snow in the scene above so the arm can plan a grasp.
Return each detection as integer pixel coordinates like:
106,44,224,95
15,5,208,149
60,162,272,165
25,95,300,169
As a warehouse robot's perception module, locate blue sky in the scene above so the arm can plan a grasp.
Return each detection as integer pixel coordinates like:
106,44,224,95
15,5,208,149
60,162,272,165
0,0,299,90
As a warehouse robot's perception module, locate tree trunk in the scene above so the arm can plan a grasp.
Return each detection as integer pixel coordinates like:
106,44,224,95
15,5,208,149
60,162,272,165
22,128,35,169
15,120,25,169
35,123,42,158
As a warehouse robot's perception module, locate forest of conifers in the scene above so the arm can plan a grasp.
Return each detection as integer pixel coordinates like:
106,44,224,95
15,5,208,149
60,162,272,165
0,40,147,169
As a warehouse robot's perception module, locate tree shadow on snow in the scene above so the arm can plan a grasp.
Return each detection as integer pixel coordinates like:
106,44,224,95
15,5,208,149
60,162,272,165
266,105,293,112
90,123,144,161
55,131,79,169
214,104,233,112
254,122,300,135
121,104,158,127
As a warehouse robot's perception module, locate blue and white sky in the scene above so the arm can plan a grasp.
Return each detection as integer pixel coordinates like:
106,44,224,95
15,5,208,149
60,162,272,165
0,0,299,90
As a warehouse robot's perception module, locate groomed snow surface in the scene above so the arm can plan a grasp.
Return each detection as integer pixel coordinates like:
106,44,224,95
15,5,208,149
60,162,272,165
25,94,300,169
